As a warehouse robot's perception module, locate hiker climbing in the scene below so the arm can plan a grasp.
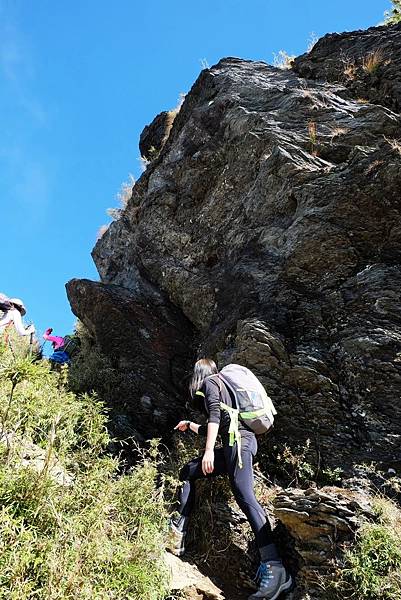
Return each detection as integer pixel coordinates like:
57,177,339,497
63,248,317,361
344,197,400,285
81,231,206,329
0,294,35,337
43,328,80,364
167,359,292,600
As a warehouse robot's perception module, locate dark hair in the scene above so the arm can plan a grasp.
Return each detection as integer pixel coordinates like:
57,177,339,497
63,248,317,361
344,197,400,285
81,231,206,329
189,358,218,398
12,303,23,314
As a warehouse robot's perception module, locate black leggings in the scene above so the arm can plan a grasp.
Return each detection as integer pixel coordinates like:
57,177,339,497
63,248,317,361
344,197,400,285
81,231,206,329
177,435,280,562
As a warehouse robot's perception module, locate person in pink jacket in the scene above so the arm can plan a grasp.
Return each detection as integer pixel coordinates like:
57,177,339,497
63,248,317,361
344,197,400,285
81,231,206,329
43,328,64,350
43,328,70,365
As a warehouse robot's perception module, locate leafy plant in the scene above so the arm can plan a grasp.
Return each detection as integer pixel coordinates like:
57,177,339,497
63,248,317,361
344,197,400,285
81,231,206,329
385,0,401,24
323,497,401,599
320,466,344,485
0,328,169,599
276,439,315,486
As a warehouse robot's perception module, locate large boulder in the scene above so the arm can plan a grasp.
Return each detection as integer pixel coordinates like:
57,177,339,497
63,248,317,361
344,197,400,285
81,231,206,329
139,110,172,160
66,278,194,439
69,52,401,470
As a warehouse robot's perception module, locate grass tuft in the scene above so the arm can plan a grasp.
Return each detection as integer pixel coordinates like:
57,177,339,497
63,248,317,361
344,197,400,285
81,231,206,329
323,496,401,599
273,50,295,70
362,49,385,74
0,330,169,599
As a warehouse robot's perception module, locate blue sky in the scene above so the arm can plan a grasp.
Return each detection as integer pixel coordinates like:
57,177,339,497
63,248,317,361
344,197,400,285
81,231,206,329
1,0,390,352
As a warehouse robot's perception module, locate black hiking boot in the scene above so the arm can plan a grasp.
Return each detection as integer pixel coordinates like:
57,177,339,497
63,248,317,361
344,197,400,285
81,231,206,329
248,562,293,600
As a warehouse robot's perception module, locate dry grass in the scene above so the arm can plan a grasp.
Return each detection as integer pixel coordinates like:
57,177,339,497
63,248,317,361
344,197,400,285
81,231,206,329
162,93,185,146
364,159,384,175
273,50,295,70
362,49,385,74
117,173,135,208
343,58,357,80
308,121,318,156
342,49,386,81
139,155,150,173
163,111,178,145
139,93,185,171
302,88,314,99
96,224,109,240
384,136,401,155
106,173,135,221
307,32,318,53
329,126,349,145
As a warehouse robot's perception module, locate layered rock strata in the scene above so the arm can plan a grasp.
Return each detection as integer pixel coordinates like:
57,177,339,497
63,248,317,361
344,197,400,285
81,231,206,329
273,486,373,595
66,22,401,599
294,22,401,111
68,32,401,468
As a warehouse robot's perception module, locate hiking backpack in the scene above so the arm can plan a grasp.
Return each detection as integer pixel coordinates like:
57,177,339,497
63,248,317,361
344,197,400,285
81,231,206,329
213,364,277,436
61,335,81,358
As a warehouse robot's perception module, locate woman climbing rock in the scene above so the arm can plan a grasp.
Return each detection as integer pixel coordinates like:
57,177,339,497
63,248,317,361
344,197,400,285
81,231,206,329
0,295,35,337
43,328,80,365
168,358,292,600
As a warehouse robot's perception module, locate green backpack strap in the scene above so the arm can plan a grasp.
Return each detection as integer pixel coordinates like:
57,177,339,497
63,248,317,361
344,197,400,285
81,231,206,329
220,403,243,469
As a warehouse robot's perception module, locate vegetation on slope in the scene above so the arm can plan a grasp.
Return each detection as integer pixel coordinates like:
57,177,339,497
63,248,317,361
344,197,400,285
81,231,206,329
385,0,401,24
323,497,401,600
0,331,168,600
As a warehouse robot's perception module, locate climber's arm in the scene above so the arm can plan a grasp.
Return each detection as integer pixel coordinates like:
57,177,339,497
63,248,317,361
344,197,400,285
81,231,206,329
10,310,34,336
202,422,219,474
174,420,201,433
199,380,221,474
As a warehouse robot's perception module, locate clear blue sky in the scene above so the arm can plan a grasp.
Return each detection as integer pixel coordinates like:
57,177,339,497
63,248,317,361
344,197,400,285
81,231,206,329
1,0,390,351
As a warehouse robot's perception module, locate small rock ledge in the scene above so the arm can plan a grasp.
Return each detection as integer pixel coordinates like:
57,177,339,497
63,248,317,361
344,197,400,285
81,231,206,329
273,486,374,595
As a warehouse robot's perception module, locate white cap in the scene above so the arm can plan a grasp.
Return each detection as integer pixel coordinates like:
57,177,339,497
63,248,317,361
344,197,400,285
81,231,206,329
9,298,26,316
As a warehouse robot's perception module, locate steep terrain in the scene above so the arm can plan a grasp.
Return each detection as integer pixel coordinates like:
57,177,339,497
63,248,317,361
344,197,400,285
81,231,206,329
0,331,169,600
67,21,401,599
68,23,401,471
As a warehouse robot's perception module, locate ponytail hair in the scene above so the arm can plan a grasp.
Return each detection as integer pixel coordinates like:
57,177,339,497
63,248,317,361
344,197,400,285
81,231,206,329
189,358,218,398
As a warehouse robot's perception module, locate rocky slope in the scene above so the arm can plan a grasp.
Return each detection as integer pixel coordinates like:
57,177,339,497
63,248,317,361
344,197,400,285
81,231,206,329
67,21,401,598
293,21,401,111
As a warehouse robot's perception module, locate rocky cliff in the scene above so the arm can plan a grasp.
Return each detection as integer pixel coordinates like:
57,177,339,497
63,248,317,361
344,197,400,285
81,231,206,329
67,21,401,598
67,21,401,470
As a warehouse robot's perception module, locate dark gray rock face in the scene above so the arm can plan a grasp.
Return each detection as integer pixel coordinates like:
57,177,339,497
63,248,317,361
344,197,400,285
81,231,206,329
66,28,401,598
69,46,401,469
294,22,401,111
66,278,194,439
272,486,374,595
139,110,170,160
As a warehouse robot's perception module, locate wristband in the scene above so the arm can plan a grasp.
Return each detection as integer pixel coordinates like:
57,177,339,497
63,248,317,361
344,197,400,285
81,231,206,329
186,420,191,430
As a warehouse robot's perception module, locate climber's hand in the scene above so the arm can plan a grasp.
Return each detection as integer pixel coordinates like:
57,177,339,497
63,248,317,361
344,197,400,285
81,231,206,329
202,449,214,475
174,420,190,432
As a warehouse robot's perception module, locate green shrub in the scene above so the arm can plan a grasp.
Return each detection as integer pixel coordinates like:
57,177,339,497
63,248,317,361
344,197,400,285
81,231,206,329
385,0,401,24
0,329,168,599
326,497,401,599
68,321,124,405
